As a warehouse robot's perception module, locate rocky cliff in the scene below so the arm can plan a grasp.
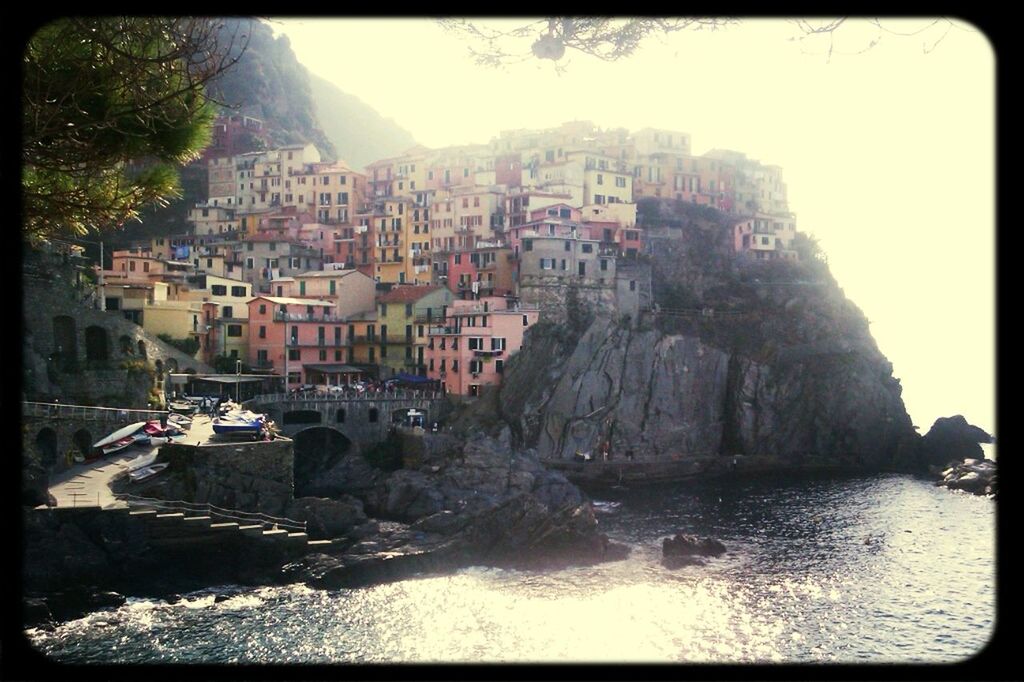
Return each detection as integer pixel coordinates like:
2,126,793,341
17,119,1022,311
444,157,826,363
498,200,921,477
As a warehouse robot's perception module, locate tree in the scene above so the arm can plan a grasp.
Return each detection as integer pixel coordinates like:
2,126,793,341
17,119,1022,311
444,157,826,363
438,17,966,69
21,17,250,243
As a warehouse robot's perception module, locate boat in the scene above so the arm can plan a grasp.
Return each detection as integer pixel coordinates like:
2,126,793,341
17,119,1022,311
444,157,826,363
101,435,138,456
129,462,169,482
212,410,265,435
169,401,197,415
167,413,192,430
93,422,148,450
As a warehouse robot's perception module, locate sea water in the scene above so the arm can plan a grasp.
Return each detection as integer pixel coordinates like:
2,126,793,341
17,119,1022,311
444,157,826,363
25,473,995,664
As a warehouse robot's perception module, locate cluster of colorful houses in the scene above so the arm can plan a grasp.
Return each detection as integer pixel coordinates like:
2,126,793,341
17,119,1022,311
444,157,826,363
94,120,799,395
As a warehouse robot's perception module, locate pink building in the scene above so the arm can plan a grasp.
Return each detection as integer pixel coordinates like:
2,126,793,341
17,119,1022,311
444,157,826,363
425,296,539,397
438,245,516,300
247,295,355,388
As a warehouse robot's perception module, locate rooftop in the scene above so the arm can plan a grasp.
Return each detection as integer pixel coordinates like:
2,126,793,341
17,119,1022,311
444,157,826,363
377,285,444,304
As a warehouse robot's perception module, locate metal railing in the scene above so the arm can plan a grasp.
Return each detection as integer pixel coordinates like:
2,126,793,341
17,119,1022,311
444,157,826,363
117,493,306,533
252,388,442,402
23,402,167,422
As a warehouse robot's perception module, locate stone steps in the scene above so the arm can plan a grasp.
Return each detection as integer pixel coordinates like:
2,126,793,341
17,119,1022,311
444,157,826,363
129,506,329,551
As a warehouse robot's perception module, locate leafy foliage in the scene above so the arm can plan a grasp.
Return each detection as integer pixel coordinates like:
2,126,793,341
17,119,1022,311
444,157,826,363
22,18,248,242
157,333,200,357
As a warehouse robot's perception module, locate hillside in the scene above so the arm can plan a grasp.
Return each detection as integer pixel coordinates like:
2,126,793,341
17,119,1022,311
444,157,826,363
308,72,418,171
495,199,923,480
115,18,416,245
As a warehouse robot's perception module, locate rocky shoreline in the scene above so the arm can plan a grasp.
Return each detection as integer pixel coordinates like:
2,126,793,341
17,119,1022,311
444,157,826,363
22,427,631,629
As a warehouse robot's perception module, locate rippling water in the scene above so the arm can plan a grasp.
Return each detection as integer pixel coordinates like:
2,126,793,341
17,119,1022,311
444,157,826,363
26,473,995,663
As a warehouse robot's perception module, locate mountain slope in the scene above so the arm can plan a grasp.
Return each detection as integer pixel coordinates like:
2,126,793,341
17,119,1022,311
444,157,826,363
308,72,418,170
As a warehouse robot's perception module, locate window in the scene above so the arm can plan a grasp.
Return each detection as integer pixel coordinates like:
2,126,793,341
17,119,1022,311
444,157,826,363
491,337,506,350
594,195,606,204
615,176,627,188
629,280,636,291
368,408,378,423
582,243,593,254
258,304,266,315
495,360,504,374
288,349,300,361
597,174,604,185
564,241,571,252
257,349,268,364
319,350,327,361
227,324,242,337
211,285,227,296
222,306,234,319
405,303,413,317
231,286,247,297
600,259,609,271
523,240,532,252
258,326,266,339
246,258,254,269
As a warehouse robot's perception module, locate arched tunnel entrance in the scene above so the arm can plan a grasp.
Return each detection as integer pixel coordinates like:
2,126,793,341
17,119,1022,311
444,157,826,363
291,427,353,497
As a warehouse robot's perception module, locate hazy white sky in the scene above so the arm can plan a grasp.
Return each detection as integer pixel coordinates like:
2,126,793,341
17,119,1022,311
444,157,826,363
272,18,995,437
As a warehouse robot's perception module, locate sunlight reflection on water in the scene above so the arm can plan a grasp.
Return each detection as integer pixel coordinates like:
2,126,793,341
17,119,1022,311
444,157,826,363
27,474,994,664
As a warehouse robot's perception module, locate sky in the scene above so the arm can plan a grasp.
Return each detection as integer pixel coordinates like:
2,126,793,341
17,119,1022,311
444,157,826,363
272,17,995,440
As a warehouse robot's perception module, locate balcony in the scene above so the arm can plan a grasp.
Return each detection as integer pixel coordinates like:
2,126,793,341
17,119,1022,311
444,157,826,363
273,312,345,322
349,335,376,344
429,325,459,335
252,360,275,370
473,349,503,357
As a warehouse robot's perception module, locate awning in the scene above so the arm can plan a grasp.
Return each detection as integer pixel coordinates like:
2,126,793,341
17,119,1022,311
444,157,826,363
394,372,435,384
303,364,365,374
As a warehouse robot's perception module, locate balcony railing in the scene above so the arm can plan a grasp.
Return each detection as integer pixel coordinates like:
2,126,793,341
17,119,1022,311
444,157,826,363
273,312,344,322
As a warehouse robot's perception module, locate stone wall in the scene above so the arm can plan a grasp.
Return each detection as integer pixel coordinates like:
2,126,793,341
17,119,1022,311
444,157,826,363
130,440,295,516
23,257,211,406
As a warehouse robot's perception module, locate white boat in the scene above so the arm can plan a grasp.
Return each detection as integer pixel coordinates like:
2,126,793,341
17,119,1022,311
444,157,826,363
93,422,147,450
129,462,169,482
101,435,138,456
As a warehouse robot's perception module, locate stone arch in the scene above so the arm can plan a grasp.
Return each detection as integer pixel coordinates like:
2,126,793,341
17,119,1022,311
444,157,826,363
291,426,353,496
137,340,147,358
35,428,58,469
283,409,322,426
52,315,77,371
391,407,426,427
119,335,134,355
72,428,93,456
84,326,109,363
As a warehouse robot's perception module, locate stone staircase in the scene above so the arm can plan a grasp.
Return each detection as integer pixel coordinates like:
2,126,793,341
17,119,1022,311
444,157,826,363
124,507,336,552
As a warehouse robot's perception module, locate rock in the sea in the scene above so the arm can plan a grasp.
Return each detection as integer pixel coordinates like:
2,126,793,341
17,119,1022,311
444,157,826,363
937,457,997,496
918,415,993,470
662,533,727,568
23,597,54,629
286,496,368,540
